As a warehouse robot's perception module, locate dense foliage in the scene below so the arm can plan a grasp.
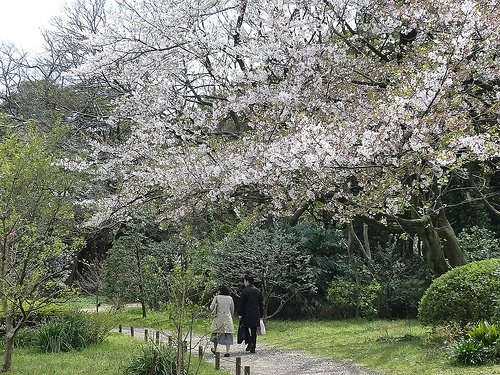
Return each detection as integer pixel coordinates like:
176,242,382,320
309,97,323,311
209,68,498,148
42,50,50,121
214,223,318,318
419,259,500,326
102,225,170,312
458,227,500,261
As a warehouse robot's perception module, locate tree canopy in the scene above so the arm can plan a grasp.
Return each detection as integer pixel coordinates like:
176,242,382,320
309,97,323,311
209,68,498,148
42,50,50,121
71,0,498,274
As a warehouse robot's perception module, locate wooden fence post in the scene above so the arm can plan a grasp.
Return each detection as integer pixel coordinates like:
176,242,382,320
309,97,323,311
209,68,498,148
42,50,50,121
198,346,203,358
236,357,242,375
244,365,250,375
183,340,188,352
215,352,220,370
155,330,160,345
151,350,158,375
118,324,122,333
168,335,172,346
130,327,134,337
144,329,148,342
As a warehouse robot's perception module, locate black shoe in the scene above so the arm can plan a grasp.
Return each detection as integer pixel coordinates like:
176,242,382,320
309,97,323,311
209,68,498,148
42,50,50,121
245,345,251,352
250,348,256,353
224,353,230,357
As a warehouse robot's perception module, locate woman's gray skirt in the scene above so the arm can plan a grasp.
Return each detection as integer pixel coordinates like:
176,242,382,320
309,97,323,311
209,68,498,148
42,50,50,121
210,332,234,345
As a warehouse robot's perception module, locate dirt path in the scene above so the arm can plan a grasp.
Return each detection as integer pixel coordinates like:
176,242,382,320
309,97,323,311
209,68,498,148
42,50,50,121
117,326,380,375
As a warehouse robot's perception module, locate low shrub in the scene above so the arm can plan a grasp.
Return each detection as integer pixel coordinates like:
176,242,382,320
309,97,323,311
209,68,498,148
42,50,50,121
125,343,184,375
449,338,490,365
424,322,469,346
419,259,500,326
36,311,114,353
467,321,499,346
37,314,88,353
449,321,500,366
80,312,117,345
13,327,39,348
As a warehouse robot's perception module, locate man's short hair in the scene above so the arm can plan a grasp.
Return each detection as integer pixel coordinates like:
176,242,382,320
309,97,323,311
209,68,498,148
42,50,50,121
244,274,254,284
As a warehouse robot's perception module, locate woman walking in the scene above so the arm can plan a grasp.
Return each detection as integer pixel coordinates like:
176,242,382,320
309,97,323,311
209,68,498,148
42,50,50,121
210,285,235,357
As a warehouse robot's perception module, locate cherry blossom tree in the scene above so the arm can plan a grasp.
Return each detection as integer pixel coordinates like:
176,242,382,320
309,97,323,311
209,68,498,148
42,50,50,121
74,0,499,274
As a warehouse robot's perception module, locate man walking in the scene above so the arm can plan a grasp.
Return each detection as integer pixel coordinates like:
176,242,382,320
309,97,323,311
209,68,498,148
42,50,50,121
239,274,263,353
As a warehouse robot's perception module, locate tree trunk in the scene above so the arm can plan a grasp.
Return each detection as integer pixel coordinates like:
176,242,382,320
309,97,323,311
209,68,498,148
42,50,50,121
1,336,14,373
141,300,147,319
347,228,361,318
436,209,468,267
415,216,450,275
261,272,269,320
134,245,147,318
2,317,15,373
347,222,375,275
176,290,185,375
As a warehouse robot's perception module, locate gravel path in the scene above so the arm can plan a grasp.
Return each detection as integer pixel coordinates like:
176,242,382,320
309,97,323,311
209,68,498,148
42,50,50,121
117,326,380,375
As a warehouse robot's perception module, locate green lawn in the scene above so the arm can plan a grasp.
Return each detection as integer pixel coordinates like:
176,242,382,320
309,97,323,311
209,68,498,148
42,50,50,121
16,302,498,375
259,319,500,375
116,307,212,333
4,333,229,375
113,307,500,374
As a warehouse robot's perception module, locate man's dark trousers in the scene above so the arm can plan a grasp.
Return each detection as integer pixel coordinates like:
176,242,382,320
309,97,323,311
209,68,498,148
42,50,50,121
245,326,257,351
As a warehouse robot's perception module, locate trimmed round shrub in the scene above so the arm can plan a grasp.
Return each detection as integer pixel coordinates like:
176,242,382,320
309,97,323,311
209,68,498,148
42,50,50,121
419,259,500,326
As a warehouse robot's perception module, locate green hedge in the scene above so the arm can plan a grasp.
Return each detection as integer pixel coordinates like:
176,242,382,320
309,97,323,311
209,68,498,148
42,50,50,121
419,259,500,326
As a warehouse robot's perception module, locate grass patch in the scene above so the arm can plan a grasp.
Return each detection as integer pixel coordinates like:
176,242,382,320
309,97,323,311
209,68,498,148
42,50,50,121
42,301,500,374
64,295,107,309
5,333,139,374
259,319,500,375
116,307,212,334
4,333,229,375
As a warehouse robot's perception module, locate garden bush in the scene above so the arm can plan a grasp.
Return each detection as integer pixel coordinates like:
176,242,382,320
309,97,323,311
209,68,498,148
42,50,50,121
467,321,499,346
37,314,88,353
125,343,184,375
449,321,500,365
449,338,490,365
80,311,117,345
36,311,114,353
13,327,40,348
373,241,433,319
419,259,500,326
327,266,381,319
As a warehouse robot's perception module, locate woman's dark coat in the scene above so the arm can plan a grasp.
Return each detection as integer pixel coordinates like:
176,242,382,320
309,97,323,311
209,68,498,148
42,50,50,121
239,284,263,327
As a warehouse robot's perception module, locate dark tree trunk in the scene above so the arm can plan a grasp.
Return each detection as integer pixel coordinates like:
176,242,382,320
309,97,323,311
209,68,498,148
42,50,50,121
414,216,450,275
2,317,15,373
141,300,147,319
347,228,361,318
1,336,14,373
436,209,468,267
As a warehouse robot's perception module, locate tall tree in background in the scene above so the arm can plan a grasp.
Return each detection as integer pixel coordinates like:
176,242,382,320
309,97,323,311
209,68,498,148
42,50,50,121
214,224,317,319
0,122,83,372
102,224,171,317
